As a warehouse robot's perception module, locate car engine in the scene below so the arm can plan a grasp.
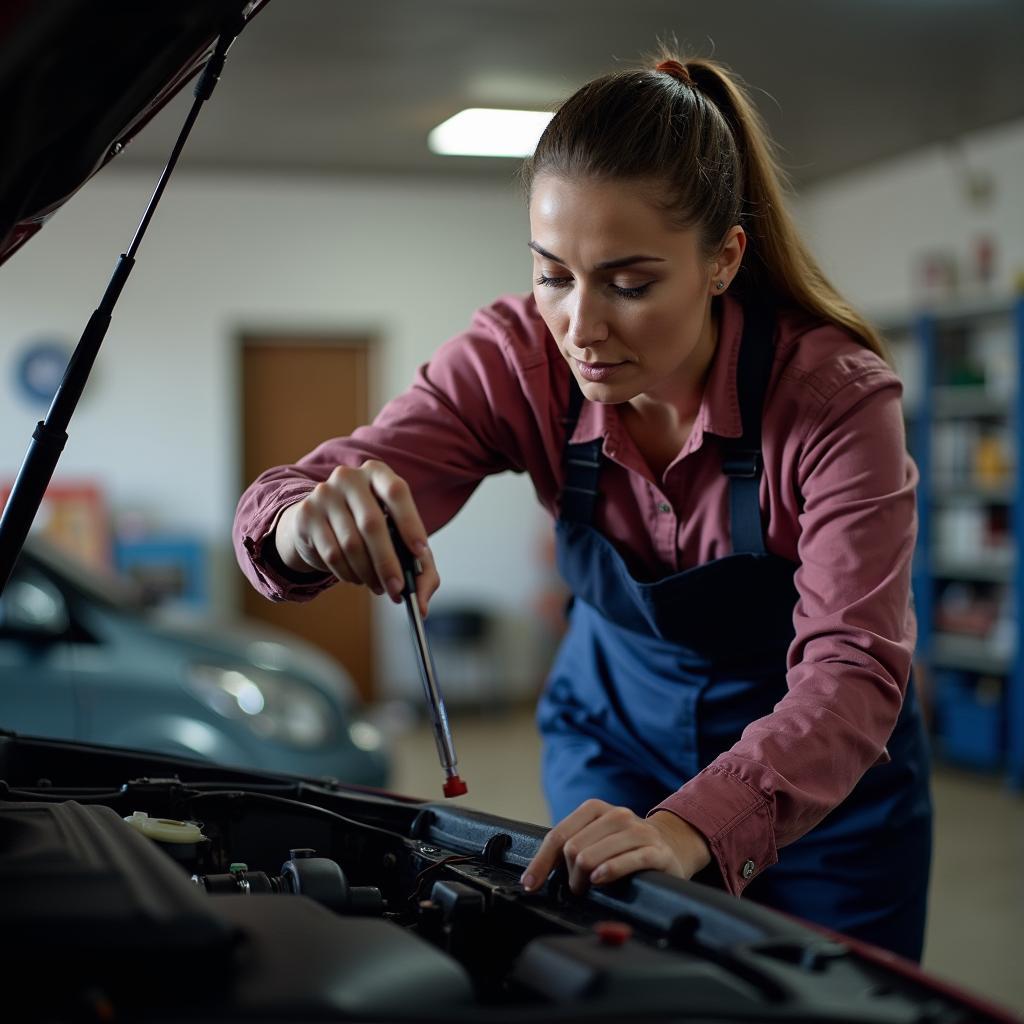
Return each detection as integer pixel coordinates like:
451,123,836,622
0,732,1007,1023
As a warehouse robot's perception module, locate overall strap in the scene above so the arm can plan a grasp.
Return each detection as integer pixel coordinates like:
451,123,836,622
720,304,776,555
560,376,603,524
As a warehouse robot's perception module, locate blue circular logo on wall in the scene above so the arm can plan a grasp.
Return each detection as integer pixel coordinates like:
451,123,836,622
14,339,72,406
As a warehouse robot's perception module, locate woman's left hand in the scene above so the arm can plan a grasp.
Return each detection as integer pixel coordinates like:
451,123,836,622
520,799,713,895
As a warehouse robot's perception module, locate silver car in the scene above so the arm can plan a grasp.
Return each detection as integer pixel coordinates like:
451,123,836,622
0,539,388,786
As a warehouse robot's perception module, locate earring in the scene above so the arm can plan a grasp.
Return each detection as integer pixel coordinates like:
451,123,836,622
716,280,726,291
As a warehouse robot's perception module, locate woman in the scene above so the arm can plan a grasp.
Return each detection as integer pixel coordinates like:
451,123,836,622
234,54,933,960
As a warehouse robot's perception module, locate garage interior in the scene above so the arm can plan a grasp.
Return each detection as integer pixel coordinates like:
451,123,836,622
0,1,1021,1015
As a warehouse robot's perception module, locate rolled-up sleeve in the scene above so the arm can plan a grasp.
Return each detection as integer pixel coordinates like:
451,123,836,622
233,300,550,603
651,365,918,895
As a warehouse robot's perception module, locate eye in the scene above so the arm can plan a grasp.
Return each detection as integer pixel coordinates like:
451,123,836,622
534,275,653,299
535,274,571,289
611,282,652,299
536,270,655,299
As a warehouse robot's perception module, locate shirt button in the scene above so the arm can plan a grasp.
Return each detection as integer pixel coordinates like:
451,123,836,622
742,860,756,880
657,502,671,514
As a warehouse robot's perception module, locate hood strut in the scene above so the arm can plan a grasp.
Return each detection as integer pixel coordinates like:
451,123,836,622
0,19,245,597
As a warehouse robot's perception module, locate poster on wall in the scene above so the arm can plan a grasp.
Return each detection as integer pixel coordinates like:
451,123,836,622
0,480,110,571
112,536,208,611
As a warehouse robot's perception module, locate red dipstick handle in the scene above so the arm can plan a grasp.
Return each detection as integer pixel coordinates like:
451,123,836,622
443,775,468,798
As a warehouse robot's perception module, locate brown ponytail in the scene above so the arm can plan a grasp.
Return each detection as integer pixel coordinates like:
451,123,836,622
521,52,889,362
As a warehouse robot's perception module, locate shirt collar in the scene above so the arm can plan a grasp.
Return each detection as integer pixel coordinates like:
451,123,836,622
568,295,745,450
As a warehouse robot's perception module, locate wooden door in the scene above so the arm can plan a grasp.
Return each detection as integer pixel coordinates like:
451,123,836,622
240,336,375,700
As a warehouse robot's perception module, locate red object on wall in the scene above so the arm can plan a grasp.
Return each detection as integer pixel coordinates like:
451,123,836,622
0,480,110,571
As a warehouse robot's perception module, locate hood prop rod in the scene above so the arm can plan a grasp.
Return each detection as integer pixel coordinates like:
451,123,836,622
0,20,244,597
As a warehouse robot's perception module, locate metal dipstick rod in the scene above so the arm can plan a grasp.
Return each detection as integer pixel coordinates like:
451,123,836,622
388,521,467,798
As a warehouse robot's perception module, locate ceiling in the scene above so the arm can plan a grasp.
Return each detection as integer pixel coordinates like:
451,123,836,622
119,0,1024,189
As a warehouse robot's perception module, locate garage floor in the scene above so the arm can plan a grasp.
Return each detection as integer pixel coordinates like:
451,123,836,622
383,704,1024,1016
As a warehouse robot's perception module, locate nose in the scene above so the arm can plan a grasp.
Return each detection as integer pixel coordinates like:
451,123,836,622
565,287,609,350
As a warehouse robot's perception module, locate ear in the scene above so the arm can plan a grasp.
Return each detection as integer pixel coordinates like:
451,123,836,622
709,225,747,295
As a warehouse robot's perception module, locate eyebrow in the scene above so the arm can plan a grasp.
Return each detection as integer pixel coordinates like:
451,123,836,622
528,241,666,271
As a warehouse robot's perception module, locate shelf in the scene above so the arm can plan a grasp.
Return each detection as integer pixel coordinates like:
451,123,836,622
931,483,1014,504
931,387,1010,418
879,296,1024,787
931,555,1014,582
922,295,1016,327
873,296,1014,332
931,633,1012,676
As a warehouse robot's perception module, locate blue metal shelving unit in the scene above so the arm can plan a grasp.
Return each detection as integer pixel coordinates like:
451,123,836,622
1010,297,1024,788
903,295,1024,790
911,312,936,670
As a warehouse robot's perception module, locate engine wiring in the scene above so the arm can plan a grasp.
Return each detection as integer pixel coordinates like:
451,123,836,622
2,780,416,846
3,780,493,896
186,788,430,846
408,854,480,906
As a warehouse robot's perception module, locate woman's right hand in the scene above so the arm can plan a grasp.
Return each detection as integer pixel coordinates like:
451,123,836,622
273,460,439,616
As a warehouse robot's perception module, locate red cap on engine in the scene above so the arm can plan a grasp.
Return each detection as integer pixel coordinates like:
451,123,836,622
443,775,468,798
594,921,633,947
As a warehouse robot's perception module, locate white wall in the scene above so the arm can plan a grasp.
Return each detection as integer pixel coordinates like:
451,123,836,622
4,117,1020,701
0,170,553,699
795,119,1024,315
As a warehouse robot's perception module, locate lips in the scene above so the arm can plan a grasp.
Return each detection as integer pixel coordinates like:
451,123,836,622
574,358,625,383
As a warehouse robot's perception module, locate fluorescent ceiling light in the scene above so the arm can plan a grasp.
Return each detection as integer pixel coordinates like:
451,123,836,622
428,108,554,158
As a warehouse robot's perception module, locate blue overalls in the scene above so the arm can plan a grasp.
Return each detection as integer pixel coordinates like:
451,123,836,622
536,305,933,961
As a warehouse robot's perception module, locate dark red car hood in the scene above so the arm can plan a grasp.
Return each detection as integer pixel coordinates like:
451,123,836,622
0,0,269,267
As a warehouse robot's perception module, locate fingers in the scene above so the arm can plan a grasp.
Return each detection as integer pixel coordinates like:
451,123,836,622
291,480,378,589
412,545,440,618
359,461,438,606
305,515,360,585
520,799,610,891
323,503,383,595
362,461,429,561
346,481,402,598
285,499,355,583
585,844,675,888
280,462,438,610
563,807,649,894
521,801,686,896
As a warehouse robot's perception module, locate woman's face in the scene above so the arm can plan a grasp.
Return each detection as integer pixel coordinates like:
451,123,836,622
528,174,741,407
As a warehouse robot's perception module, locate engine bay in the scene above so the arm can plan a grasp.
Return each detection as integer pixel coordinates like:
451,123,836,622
0,732,1006,1023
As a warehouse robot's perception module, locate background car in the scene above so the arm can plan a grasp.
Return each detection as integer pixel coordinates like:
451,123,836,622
0,538,388,786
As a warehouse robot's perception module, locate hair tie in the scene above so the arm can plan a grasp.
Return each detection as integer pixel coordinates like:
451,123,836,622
654,59,694,87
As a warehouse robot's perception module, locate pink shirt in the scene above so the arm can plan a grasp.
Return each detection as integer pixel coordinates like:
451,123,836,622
234,292,918,897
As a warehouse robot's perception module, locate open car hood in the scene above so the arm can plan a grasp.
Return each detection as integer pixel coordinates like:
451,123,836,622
0,0,270,267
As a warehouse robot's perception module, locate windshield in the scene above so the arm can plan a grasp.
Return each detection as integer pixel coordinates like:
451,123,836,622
17,537,145,613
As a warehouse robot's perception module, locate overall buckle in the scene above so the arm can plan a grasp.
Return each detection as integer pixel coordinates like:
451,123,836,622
722,450,762,478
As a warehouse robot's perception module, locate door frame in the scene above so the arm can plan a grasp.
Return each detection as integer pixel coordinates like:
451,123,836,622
231,324,382,696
